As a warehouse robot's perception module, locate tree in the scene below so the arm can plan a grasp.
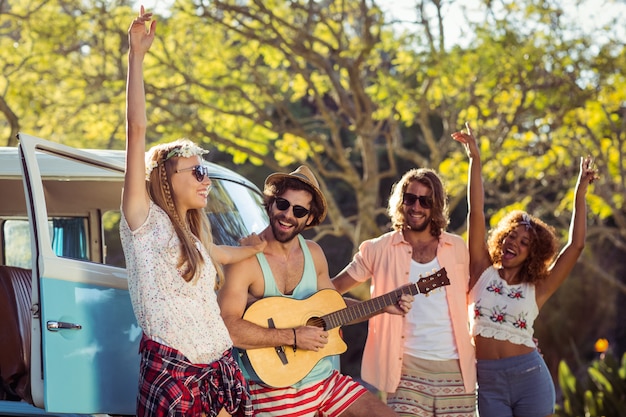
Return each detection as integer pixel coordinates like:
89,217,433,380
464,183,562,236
148,0,447,250
0,0,133,148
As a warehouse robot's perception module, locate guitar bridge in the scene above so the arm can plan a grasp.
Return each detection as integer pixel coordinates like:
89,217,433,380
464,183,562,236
268,318,289,365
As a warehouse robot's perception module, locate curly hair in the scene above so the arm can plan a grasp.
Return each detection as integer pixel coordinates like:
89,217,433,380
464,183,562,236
144,139,222,285
487,210,559,284
263,177,325,228
388,168,450,237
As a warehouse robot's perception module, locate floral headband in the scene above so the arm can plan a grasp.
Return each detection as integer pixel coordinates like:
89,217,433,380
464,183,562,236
145,142,209,179
518,213,534,230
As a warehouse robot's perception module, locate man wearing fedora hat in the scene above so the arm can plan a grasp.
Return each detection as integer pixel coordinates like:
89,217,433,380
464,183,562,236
218,165,409,416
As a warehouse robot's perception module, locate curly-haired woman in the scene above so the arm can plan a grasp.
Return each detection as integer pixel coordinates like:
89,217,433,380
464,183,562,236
452,123,598,417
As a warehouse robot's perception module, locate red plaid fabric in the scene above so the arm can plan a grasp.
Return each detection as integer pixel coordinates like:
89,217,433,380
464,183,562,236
137,334,254,416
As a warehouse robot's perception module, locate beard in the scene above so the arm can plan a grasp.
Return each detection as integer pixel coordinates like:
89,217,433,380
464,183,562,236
405,210,431,232
269,213,307,243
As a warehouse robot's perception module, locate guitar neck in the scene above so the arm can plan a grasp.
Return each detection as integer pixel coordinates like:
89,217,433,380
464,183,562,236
321,283,421,330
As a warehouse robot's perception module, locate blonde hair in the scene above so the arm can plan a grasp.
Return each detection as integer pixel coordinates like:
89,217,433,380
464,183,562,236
144,139,223,286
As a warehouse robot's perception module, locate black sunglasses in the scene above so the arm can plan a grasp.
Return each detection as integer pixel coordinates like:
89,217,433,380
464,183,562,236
175,165,210,183
402,192,433,209
275,197,310,218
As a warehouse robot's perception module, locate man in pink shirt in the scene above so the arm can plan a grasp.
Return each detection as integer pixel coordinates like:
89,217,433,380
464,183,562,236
332,168,477,417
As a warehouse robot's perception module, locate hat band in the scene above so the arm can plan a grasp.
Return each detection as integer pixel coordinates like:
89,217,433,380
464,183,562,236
291,173,318,187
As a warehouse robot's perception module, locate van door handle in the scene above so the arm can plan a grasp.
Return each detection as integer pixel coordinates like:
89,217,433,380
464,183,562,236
47,321,83,331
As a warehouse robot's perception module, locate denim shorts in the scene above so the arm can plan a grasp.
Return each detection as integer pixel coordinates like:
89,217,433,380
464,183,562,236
476,350,555,417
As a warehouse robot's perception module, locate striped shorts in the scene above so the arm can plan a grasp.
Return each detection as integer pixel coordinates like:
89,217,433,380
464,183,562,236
386,355,476,417
248,370,367,416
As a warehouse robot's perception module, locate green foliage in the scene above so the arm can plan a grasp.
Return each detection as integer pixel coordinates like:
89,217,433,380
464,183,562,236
557,352,626,417
0,0,133,148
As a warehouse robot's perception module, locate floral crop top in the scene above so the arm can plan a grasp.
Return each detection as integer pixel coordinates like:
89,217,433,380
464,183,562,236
469,266,538,348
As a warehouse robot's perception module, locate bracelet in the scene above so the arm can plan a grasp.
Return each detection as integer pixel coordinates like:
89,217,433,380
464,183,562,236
292,328,297,352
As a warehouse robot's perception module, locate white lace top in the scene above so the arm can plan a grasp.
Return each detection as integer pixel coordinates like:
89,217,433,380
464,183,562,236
469,266,538,348
120,201,232,364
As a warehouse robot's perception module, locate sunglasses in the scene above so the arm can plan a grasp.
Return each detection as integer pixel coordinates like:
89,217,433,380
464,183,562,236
402,192,433,209
175,165,210,183
275,197,310,218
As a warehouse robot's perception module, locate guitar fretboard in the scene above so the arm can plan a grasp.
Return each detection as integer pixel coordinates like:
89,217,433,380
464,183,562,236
320,268,448,330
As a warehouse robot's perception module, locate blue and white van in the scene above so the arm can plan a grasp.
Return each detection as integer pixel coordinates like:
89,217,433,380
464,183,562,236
0,133,268,416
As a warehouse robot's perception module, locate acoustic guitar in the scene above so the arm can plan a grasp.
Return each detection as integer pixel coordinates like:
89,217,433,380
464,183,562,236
242,268,450,387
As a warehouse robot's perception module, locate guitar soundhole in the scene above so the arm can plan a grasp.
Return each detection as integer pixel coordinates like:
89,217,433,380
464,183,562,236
306,317,326,329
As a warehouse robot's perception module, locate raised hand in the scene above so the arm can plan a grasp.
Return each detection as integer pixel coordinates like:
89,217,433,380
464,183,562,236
578,155,599,187
451,122,480,159
128,5,156,55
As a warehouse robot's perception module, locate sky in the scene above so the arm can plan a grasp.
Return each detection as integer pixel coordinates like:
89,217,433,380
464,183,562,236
380,0,626,48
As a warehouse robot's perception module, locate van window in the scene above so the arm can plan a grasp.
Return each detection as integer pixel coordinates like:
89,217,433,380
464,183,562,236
103,210,125,268
3,217,100,267
207,179,268,245
1,145,126,269
51,217,89,260
3,219,32,268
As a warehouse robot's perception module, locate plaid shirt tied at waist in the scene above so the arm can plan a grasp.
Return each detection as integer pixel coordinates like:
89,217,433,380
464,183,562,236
137,334,254,417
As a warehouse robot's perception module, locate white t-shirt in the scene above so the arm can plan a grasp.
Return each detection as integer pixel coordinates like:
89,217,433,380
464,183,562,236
404,258,458,360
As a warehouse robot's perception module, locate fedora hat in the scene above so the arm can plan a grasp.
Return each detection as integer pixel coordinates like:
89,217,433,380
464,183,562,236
265,165,327,225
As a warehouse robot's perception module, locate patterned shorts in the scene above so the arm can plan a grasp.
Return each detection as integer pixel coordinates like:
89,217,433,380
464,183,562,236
386,355,477,417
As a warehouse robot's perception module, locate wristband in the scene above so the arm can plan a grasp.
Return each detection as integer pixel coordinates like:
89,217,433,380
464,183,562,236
292,328,297,352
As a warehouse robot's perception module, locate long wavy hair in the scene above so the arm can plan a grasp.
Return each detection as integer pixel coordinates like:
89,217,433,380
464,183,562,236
388,168,450,237
144,139,222,285
487,210,559,284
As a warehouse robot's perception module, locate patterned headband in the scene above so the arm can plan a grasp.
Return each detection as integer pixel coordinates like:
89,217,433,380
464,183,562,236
145,142,209,179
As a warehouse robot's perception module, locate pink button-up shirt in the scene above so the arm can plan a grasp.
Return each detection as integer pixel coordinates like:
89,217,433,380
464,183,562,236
343,230,476,393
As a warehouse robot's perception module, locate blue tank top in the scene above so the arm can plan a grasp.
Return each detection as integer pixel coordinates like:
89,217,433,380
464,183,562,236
237,234,337,386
